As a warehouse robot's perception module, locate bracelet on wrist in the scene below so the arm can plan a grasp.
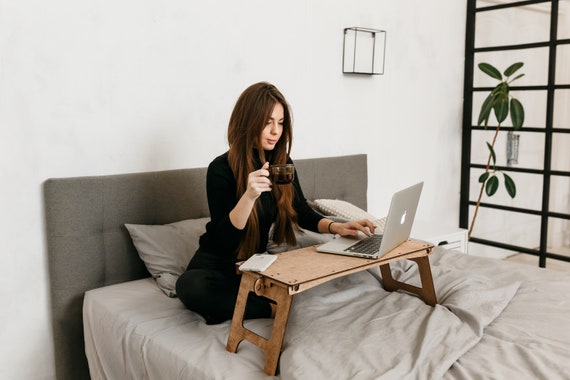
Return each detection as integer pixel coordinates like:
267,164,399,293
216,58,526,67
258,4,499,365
327,221,336,234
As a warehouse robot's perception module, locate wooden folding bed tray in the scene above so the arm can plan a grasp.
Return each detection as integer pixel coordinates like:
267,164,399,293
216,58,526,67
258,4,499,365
227,239,436,375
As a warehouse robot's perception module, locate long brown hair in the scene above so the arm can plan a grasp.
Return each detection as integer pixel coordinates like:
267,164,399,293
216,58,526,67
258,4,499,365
227,82,298,259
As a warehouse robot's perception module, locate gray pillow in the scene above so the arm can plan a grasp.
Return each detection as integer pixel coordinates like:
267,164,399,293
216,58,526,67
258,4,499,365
125,218,209,297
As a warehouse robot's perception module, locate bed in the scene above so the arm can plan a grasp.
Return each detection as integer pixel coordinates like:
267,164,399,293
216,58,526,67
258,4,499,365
43,154,570,380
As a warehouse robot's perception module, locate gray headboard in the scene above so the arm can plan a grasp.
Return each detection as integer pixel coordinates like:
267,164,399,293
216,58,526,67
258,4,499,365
43,154,368,380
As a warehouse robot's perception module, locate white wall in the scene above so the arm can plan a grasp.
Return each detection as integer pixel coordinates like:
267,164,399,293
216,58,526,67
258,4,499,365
0,1,467,379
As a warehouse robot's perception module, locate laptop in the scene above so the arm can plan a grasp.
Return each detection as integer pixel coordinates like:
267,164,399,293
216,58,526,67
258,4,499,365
316,182,423,259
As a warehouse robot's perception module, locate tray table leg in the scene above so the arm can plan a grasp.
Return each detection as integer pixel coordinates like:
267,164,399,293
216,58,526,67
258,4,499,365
227,271,293,376
227,272,258,353
379,252,437,306
263,286,292,375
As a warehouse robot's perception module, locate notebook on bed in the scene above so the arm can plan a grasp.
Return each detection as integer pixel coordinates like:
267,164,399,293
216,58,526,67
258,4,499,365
316,182,423,259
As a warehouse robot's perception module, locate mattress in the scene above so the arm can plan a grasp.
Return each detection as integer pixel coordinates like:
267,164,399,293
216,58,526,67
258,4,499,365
83,248,570,379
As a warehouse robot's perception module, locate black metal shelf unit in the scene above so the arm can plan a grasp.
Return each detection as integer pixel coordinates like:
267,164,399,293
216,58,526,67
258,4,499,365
460,0,570,268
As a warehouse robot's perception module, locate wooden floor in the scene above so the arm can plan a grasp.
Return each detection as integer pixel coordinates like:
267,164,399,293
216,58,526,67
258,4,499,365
505,251,570,272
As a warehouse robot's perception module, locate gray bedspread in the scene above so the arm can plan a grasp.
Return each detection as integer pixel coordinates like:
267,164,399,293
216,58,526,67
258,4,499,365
279,249,520,379
84,247,570,379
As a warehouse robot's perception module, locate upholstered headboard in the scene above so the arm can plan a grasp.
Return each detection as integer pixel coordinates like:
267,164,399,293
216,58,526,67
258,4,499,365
43,154,368,380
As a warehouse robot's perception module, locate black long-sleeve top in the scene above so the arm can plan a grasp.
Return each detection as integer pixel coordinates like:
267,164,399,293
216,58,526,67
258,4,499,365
194,151,323,271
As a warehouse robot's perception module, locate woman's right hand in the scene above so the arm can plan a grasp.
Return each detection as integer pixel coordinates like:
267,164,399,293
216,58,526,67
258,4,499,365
244,162,272,201
230,162,272,230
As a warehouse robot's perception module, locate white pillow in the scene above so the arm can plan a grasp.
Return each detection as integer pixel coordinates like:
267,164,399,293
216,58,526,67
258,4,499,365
125,218,209,297
310,199,385,230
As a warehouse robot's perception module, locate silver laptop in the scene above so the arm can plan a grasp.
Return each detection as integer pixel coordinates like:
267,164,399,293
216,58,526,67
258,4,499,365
316,182,423,259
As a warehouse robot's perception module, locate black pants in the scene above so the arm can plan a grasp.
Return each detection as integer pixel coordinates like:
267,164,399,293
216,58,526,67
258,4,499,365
176,252,272,325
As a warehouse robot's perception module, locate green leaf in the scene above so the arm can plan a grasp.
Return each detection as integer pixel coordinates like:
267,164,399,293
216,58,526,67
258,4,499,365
485,175,499,196
504,173,517,198
493,94,509,123
479,63,502,81
478,172,490,183
478,93,495,127
504,62,524,77
510,98,525,130
510,73,525,83
486,142,496,165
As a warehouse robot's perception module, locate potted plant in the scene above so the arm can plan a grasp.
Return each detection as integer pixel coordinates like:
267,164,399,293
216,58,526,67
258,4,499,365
468,62,525,239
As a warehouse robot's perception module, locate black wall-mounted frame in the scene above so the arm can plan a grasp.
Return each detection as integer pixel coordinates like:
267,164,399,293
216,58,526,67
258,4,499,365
342,27,386,75
460,0,570,268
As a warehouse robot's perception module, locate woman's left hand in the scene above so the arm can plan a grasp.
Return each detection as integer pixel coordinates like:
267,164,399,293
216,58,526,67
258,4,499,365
331,219,376,237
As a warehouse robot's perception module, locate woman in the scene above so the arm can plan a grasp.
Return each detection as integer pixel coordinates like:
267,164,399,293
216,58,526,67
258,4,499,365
176,82,374,324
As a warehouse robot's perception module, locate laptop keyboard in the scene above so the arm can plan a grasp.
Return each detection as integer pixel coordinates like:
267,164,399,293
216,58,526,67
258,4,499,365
344,234,383,256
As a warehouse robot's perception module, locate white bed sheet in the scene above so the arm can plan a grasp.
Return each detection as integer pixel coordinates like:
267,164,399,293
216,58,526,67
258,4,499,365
83,248,570,380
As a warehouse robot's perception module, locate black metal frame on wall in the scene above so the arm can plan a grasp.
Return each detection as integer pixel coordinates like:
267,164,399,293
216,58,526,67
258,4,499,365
460,0,570,267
